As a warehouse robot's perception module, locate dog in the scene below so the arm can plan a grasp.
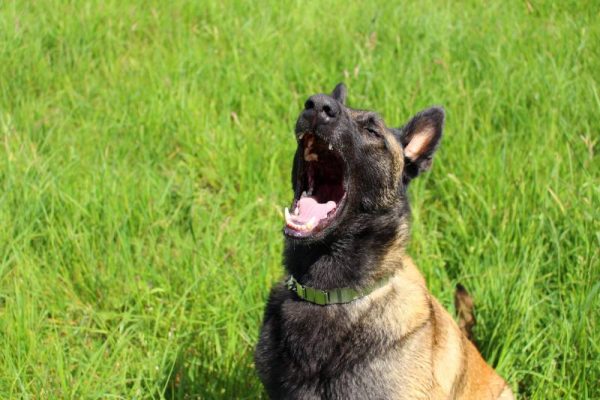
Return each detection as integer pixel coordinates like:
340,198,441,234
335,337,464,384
255,84,513,399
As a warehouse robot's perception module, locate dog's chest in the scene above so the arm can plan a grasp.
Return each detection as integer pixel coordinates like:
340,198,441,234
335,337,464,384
280,302,392,372
256,288,436,399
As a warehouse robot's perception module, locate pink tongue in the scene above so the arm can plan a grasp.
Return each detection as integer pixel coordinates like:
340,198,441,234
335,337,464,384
292,197,336,224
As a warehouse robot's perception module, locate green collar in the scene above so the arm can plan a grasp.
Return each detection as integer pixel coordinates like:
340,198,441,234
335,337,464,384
285,275,393,306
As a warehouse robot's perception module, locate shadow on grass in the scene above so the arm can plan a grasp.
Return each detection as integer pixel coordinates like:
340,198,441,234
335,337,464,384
155,347,265,400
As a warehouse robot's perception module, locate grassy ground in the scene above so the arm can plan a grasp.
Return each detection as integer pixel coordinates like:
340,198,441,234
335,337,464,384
0,0,598,398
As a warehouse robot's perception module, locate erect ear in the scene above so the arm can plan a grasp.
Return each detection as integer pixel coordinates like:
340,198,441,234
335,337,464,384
331,83,347,105
396,107,444,182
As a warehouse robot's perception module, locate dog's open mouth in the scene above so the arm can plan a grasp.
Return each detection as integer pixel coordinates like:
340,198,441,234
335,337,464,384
284,133,347,238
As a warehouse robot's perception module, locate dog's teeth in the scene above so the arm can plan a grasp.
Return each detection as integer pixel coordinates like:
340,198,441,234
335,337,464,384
305,217,317,230
294,206,300,215
298,133,305,140
301,191,308,198
284,207,291,222
328,143,333,151
304,151,318,161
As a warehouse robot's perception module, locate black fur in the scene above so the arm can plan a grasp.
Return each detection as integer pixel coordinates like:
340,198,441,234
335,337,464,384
255,84,444,399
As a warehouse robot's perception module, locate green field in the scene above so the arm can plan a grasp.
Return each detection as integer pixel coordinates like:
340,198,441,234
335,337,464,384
0,1,598,398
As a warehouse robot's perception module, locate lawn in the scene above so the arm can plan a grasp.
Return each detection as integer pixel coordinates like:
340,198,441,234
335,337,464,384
0,0,598,398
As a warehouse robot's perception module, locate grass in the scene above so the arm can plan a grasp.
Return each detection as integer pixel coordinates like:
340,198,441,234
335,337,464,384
0,0,598,398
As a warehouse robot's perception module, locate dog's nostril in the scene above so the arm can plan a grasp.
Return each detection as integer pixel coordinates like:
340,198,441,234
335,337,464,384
302,94,338,125
322,104,335,118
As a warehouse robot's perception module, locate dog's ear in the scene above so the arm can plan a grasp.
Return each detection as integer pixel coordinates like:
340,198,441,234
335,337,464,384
394,107,444,182
331,83,347,105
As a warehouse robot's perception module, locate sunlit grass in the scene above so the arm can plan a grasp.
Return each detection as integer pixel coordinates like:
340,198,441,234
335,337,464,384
0,0,598,398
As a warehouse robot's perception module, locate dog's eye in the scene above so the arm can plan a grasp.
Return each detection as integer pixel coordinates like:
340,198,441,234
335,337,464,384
366,127,381,137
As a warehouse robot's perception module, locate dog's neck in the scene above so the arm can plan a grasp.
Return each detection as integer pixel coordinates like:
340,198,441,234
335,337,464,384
283,211,408,290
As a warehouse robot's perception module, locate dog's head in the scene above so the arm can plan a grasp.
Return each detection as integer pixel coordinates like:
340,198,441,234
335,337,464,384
284,83,444,245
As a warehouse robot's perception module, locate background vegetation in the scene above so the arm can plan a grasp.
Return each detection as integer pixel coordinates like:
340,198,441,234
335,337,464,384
1,0,598,398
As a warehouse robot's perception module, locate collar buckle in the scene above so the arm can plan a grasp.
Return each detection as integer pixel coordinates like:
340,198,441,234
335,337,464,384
285,276,295,291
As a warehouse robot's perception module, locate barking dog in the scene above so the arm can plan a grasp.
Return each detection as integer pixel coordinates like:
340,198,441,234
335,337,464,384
255,84,513,399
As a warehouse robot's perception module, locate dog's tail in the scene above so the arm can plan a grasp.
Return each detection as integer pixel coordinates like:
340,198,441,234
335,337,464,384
454,283,477,345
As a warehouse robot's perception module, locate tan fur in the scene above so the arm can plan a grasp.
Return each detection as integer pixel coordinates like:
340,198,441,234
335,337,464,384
382,127,405,179
343,251,513,399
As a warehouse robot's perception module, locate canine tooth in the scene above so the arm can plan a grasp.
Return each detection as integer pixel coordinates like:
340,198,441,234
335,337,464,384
298,133,305,140
304,148,318,161
284,207,291,222
328,143,333,151
301,191,307,198
305,217,317,230
294,206,300,215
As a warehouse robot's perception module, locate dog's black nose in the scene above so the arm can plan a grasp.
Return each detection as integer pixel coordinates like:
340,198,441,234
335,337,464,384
302,94,339,127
